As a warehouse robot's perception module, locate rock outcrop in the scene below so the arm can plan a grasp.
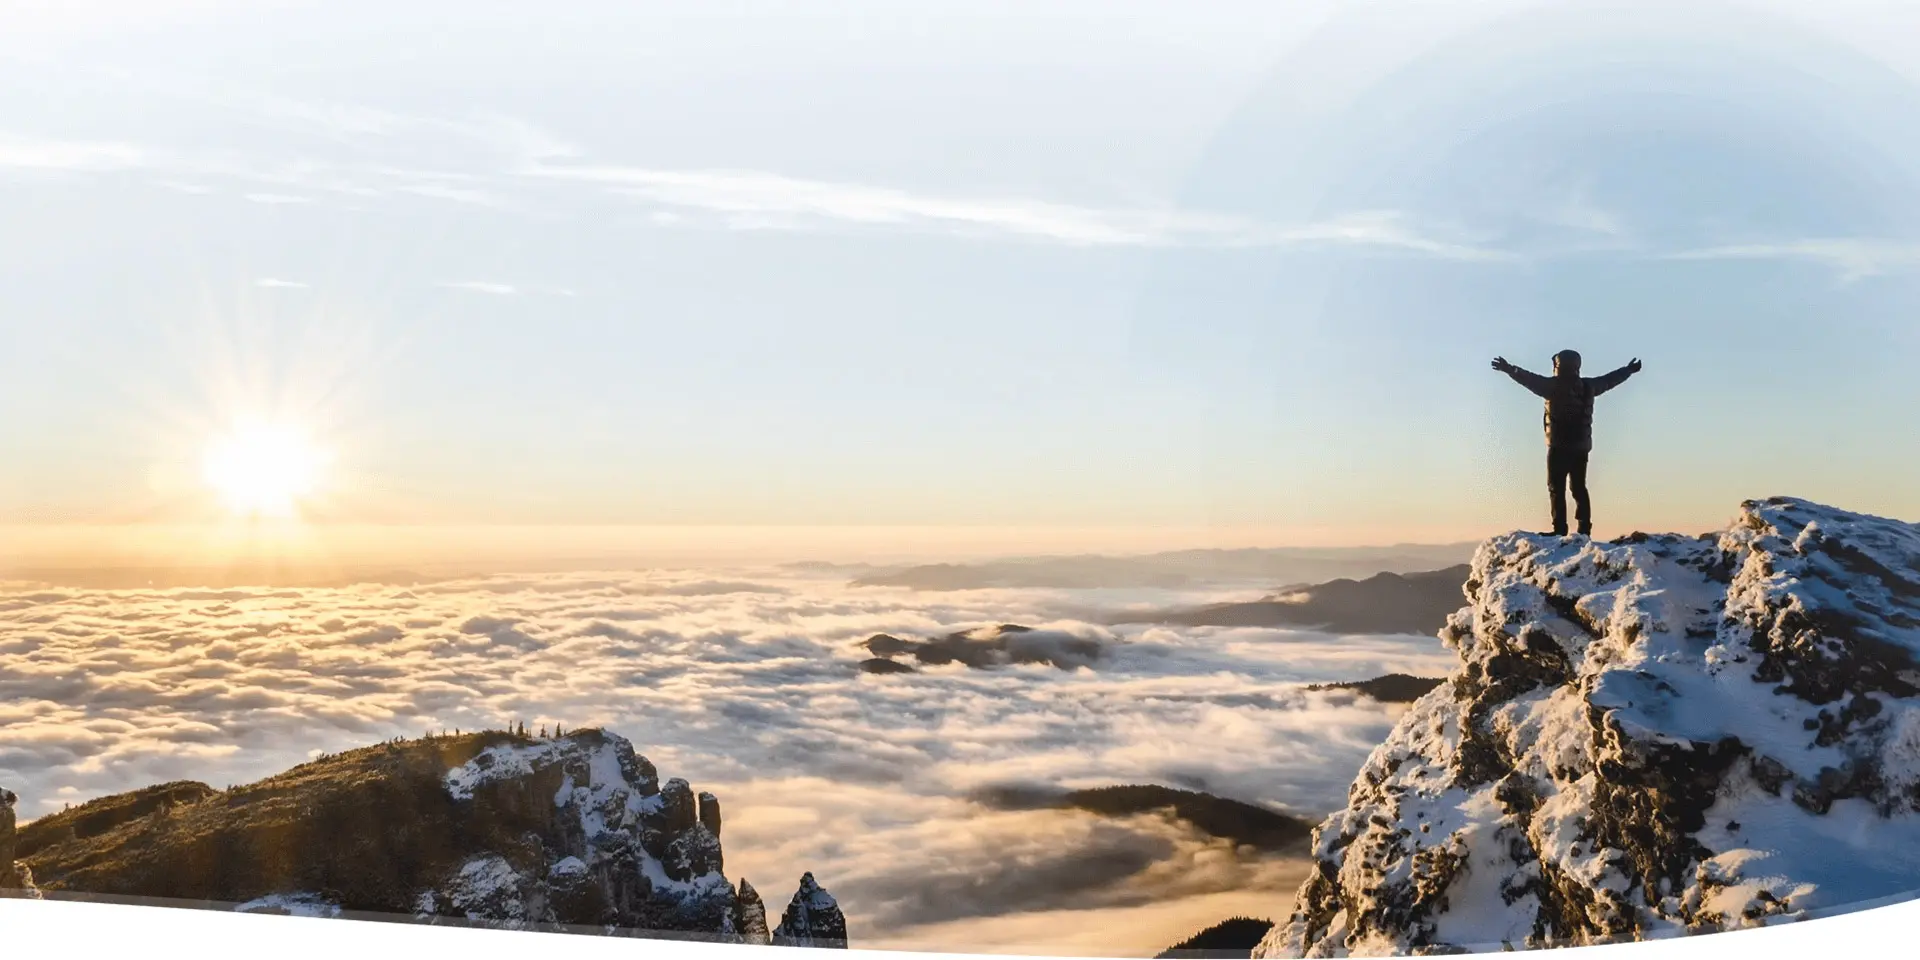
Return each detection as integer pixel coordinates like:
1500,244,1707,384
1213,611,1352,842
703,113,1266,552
860,624,1106,671
1304,674,1447,704
734,878,772,945
1258,498,1920,956
12,729,839,943
2,787,39,897
1,789,15,884
773,871,849,948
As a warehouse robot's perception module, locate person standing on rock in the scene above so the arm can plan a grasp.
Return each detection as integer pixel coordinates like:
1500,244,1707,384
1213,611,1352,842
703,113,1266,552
1491,349,1641,537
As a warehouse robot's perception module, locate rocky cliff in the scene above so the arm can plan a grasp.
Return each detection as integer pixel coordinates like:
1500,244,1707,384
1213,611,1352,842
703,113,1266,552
2,787,40,897
8,729,839,944
1259,498,1920,956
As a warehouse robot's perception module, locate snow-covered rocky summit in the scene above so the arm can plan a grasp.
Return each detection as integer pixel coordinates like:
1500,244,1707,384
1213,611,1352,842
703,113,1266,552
1258,498,1920,957
11,729,840,945
773,871,849,947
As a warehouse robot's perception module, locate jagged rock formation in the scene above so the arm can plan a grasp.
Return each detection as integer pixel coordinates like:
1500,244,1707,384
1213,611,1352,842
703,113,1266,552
1258,498,1920,956
734,878,772,945
2,787,40,897
773,871,848,948
12,729,839,942
698,791,723,840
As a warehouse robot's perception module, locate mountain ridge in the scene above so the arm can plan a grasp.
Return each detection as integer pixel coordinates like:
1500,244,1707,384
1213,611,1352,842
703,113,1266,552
849,545,1475,591
3,729,844,946
1144,566,1471,636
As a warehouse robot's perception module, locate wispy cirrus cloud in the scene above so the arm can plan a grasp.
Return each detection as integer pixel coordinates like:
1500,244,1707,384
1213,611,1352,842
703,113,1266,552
527,162,1511,258
1663,238,1920,282
254,277,309,289
393,180,508,208
0,87,1512,262
0,134,150,173
439,280,518,295
242,191,313,205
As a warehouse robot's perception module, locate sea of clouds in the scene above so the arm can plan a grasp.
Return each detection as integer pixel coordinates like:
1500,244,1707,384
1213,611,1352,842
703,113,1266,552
0,569,1459,954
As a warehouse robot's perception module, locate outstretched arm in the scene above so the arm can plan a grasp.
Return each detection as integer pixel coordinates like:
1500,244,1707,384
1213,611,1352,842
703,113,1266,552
1491,356,1553,398
1590,357,1643,395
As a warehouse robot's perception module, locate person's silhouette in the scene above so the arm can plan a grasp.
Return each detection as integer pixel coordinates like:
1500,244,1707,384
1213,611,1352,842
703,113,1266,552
1491,350,1642,537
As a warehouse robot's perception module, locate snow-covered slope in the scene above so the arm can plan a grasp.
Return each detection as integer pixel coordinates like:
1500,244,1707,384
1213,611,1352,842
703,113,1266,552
11,729,837,944
1258,498,1920,957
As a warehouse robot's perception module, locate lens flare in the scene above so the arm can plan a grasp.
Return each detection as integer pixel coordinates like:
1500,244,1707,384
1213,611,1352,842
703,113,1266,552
200,422,329,518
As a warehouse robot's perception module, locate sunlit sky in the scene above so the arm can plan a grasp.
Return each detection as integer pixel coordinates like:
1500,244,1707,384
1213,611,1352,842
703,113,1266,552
2,0,1917,561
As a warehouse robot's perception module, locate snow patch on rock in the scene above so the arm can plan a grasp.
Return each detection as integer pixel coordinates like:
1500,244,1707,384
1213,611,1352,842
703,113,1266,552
774,871,849,948
236,893,344,918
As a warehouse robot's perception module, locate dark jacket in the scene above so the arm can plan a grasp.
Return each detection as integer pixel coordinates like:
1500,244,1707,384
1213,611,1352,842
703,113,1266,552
1504,361,1635,451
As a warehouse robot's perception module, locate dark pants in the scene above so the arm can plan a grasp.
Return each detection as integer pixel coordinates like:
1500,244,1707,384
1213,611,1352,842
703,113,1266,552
1548,446,1591,536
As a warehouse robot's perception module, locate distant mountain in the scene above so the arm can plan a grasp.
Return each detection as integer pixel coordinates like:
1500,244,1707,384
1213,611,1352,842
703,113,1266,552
860,624,1107,672
1304,674,1446,703
848,545,1476,591
974,784,1313,853
1158,917,1277,959
1140,565,1471,636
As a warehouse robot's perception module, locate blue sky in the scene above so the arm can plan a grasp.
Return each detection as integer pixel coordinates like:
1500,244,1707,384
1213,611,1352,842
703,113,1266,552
1,0,1917,549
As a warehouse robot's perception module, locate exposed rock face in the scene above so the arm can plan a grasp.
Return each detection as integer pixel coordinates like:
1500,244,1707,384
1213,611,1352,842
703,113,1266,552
2,787,33,895
1259,499,1920,956
698,791,723,839
1,789,15,883
734,878,772,945
0,791,38,899
773,871,849,948
16,729,841,942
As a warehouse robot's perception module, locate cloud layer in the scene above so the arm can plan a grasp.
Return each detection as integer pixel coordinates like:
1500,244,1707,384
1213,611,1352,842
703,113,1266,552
0,569,1455,952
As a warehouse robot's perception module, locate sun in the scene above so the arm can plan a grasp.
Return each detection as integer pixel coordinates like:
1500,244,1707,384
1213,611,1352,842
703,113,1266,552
200,422,329,518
